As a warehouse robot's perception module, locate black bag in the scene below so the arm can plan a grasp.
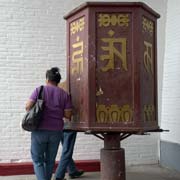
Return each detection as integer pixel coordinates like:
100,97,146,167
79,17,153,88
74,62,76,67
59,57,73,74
22,86,44,131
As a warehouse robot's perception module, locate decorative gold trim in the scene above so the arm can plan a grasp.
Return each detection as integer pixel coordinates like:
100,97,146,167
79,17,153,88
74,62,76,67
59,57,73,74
143,104,155,121
70,17,85,35
142,17,154,36
96,87,104,96
98,13,129,27
96,104,133,123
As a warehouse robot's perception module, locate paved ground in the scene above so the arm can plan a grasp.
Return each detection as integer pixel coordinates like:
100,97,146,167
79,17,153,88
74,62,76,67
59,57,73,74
0,164,180,180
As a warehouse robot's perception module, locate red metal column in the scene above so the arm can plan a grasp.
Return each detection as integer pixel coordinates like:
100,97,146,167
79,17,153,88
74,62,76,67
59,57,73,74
100,134,125,180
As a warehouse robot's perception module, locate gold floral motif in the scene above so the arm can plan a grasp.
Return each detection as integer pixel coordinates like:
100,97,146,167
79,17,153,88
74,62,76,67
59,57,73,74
96,104,133,123
70,17,85,35
142,17,154,36
143,104,155,121
98,13,129,27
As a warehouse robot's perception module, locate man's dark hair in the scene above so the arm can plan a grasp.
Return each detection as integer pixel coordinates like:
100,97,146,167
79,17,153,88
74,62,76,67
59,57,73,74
46,67,61,84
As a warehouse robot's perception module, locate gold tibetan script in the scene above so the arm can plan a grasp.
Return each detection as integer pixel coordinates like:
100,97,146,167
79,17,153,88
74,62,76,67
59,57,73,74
70,17,85,35
100,30,127,72
144,104,155,121
98,14,129,27
96,104,133,123
71,36,83,74
144,41,153,75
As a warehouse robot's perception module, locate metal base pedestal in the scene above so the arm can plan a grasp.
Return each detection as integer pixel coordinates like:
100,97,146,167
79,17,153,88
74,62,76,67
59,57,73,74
100,134,126,180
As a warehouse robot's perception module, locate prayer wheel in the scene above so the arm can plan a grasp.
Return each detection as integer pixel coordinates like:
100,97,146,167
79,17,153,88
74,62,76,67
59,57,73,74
64,2,160,133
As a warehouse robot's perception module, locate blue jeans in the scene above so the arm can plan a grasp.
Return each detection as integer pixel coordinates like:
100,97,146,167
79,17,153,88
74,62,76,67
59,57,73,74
55,131,77,179
31,130,63,180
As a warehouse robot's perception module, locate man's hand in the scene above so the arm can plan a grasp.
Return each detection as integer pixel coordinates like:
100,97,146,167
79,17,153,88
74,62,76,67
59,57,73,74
64,109,72,120
58,80,67,92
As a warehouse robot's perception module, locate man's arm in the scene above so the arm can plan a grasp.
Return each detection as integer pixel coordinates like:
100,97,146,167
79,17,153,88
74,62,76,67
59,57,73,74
59,80,73,120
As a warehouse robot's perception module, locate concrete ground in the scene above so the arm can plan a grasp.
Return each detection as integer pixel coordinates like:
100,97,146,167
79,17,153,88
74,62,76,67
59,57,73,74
0,164,180,180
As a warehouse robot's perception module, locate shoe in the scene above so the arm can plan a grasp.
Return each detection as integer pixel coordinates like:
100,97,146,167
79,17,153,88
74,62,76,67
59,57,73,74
69,170,84,179
56,178,66,180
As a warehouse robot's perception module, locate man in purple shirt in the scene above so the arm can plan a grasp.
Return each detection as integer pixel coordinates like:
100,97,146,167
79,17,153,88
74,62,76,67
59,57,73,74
54,82,84,180
26,67,72,180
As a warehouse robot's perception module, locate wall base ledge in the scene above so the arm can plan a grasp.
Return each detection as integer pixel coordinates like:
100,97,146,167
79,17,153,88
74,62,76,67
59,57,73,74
0,159,100,176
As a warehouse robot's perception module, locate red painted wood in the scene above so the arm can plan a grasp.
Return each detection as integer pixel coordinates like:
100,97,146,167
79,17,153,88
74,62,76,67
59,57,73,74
0,160,100,176
64,2,160,133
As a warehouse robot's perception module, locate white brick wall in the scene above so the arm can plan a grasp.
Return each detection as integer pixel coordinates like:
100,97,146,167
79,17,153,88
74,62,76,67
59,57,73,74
161,0,180,144
0,0,167,165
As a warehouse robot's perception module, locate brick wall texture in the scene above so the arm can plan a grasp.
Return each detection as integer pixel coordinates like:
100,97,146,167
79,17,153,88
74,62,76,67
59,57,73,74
0,0,167,164
161,0,180,144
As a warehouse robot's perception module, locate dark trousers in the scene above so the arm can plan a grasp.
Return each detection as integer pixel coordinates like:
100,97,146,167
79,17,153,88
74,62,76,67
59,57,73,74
55,131,77,179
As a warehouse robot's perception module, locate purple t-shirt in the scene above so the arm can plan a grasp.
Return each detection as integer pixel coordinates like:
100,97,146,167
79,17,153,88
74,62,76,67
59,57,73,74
29,85,72,131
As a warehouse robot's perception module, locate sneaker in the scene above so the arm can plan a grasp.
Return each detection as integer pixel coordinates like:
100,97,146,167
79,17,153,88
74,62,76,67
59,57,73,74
69,170,84,179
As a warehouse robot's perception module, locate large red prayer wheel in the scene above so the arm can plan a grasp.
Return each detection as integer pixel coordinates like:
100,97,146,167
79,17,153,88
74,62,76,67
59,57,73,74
64,2,160,133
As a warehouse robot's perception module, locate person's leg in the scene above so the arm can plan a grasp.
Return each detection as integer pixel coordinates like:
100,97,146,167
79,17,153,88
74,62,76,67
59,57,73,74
68,158,84,179
66,133,84,179
45,131,63,180
55,131,77,179
67,158,77,174
31,131,48,180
